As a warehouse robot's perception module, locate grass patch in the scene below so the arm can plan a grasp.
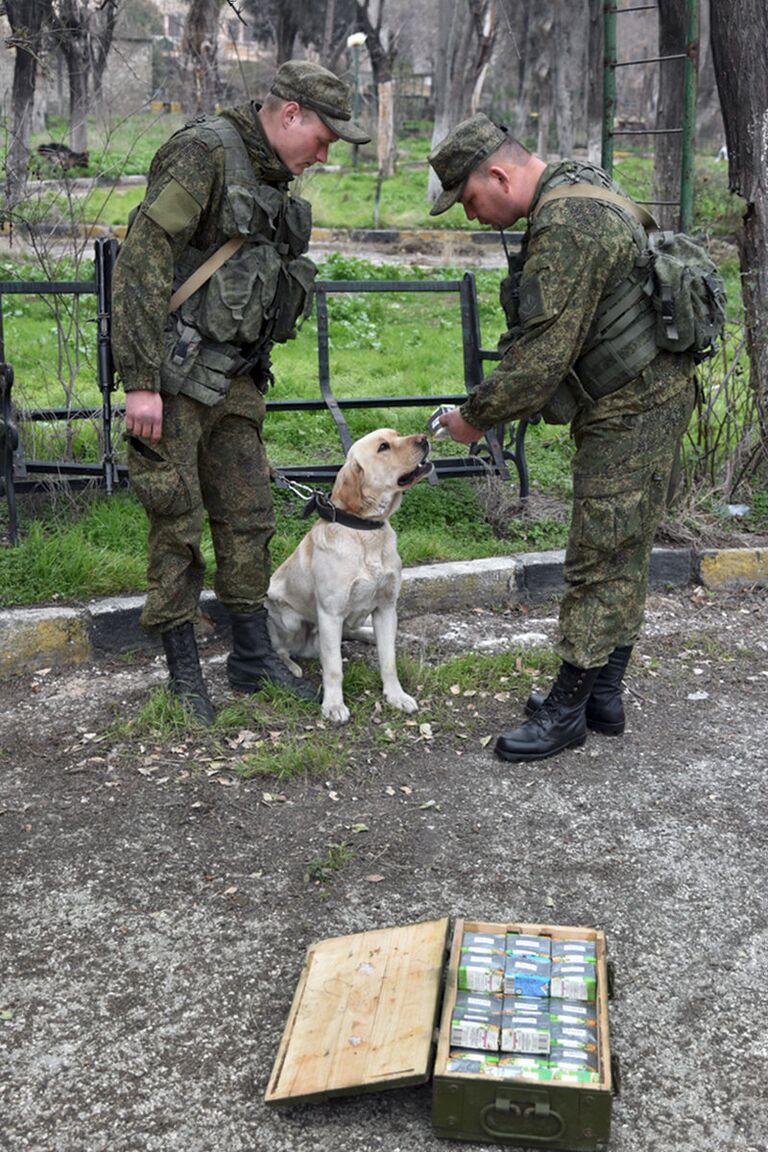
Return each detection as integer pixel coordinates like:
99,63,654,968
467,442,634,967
304,842,355,885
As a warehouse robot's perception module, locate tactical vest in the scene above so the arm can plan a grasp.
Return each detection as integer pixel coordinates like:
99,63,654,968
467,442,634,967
499,161,661,422
535,161,662,398
159,116,316,406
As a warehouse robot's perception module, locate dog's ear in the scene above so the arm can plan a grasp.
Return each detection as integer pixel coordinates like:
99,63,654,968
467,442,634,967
333,458,365,513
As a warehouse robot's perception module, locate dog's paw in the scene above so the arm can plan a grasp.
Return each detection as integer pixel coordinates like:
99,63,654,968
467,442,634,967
386,690,419,714
322,701,350,725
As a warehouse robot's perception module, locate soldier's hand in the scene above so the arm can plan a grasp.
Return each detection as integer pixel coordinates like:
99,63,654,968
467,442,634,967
125,390,163,444
439,407,484,445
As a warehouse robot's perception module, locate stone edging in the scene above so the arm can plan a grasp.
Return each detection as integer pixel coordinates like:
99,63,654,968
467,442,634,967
0,546,765,680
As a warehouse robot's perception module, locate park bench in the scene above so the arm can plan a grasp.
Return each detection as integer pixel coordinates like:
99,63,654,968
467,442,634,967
0,238,532,544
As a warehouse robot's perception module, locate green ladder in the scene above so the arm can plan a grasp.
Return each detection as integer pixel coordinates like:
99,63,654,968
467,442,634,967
601,0,700,231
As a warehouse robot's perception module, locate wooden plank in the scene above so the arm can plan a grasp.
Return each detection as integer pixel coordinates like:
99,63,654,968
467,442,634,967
265,917,449,1104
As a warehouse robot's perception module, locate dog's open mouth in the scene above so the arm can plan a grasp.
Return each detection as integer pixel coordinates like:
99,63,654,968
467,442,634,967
398,458,434,488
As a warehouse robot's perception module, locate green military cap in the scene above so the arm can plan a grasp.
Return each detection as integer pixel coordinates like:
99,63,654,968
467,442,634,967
270,59,371,145
428,113,508,216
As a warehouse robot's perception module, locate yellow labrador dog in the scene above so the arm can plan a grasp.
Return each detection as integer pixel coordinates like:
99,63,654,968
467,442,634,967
266,429,432,724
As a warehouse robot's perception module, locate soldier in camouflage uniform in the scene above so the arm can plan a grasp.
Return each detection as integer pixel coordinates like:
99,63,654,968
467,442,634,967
429,114,696,763
111,61,369,723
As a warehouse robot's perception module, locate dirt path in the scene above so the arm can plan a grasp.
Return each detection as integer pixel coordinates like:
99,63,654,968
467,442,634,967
1,587,767,1152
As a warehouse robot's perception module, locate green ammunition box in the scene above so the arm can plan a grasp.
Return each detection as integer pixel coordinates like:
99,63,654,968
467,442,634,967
266,917,614,1150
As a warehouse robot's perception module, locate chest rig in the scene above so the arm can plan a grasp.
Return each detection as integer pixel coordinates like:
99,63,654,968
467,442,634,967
160,116,316,406
499,161,661,422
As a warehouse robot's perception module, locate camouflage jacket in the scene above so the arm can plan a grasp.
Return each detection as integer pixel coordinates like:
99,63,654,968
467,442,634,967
461,161,691,431
111,104,302,394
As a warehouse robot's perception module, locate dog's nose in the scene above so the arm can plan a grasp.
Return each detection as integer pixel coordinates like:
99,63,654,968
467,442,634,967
416,435,429,450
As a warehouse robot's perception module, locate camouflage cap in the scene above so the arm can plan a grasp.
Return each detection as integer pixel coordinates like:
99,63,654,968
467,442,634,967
270,59,371,145
428,113,508,216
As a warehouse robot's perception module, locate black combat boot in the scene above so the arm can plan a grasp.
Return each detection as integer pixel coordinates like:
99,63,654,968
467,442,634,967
524,645,633,736
227,608,317,701
161,622,216,725
495,660,600,763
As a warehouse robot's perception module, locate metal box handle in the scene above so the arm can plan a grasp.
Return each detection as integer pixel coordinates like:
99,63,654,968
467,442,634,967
480,1098,566,1142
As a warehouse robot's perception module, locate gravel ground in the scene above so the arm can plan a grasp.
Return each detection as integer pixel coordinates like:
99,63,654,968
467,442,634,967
1,586,767,1152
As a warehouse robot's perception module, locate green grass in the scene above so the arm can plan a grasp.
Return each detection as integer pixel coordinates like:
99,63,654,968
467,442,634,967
0,117,761,605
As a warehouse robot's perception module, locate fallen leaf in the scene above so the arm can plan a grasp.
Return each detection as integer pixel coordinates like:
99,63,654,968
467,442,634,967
262,792,287,804
479,735,493,747
449,684,461,695
384,785,396,796
544,895,555,907
366,874,385,883
223,886,238,896
350,823,369,834
399,785,413,795
419,799,438,810
418,722,434,740
215,776,237,787
383,728,396,742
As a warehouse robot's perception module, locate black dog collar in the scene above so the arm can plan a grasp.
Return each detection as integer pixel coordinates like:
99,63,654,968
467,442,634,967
302,490,385,531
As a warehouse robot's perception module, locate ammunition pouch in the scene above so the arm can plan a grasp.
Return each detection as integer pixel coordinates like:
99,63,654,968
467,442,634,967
574,274,659,399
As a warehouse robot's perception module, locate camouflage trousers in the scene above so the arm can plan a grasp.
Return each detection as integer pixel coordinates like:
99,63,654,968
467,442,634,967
125,378,274,632
557,371,696,669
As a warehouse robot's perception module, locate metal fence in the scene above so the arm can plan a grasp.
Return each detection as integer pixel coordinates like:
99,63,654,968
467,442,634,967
0,238,531,544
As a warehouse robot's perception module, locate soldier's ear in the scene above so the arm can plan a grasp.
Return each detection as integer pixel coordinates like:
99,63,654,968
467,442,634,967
281,100,302,129
487,164,512,194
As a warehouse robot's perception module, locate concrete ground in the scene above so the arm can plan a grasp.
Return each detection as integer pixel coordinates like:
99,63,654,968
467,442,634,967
1,551,767,1152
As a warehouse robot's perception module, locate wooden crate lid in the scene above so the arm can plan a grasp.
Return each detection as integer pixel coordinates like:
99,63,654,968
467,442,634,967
265,917,451,1105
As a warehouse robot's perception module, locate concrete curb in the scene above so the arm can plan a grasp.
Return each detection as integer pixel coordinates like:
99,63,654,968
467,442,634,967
1,545,766,681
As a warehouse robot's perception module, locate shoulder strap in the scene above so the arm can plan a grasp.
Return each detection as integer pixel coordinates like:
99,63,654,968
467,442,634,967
168,236,245,313
533,183,659,231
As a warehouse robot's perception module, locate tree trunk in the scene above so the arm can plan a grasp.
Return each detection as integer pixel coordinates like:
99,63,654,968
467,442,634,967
276,7,299,64
90,0,118,112
321,0,337,66
68,59,90,154
428,0,498,203
517,1,553,155
710,0,768,410
586,0,603,162
181,0,223,115
4,0,52,209
377,78,395,176
553,2,588,157
655,0,689,229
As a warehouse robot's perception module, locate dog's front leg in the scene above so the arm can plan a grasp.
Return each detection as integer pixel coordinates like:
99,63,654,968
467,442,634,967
316,609,350,724
372,604,418,714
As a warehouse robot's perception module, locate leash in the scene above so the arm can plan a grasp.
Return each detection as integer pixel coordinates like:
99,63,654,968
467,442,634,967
272,471,385,531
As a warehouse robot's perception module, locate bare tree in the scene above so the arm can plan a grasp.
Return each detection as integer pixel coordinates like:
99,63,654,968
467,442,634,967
710,0,768,412
356,0,398,176
181,0,224,114
4,0,53,209
428,0,498,202
48,0,119,155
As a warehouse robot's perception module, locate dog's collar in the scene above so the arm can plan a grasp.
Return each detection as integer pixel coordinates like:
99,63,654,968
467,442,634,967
302,490,385,531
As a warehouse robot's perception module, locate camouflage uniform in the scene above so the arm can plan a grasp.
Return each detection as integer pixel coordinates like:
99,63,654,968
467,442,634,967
111,105,300,631
459,162,696,669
